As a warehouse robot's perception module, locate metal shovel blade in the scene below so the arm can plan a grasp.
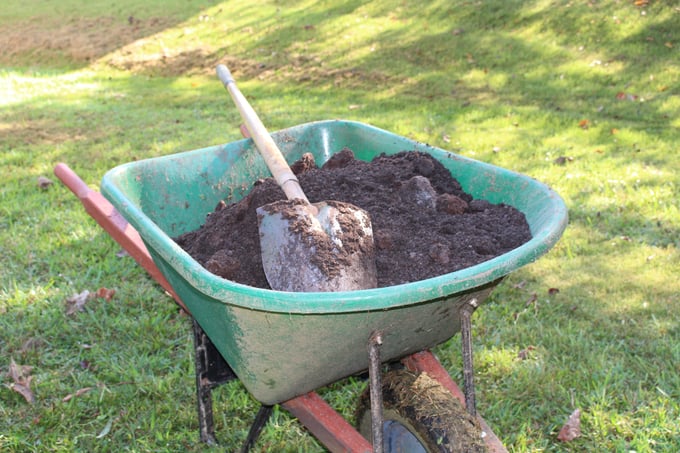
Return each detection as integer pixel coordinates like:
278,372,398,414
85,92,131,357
257,199,377,292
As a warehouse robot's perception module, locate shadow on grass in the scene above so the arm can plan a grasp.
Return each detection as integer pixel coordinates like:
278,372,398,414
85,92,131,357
4,1,677,165
202,0,678,150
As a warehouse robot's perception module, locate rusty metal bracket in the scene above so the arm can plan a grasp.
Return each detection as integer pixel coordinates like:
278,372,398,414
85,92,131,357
367,331,384,453
460,297,479,418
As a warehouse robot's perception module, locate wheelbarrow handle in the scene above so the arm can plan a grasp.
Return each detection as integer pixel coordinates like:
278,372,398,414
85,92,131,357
53,163,187,312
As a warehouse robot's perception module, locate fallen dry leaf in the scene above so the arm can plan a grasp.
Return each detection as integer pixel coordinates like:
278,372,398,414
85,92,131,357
65,290,91,315
517,345,536,360
95,287,116,301
526,292,538,307
20,337,45,353
37,176,53,189
513,280,527,289
62,386,94,402
6,358,35,404
616,92,638,101
7,382,35,404
8,358,32,384
578,119,590,129
96,417,114,439
557,408,582,442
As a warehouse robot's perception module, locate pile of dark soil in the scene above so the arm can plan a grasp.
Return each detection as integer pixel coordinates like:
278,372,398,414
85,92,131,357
175,149,532,289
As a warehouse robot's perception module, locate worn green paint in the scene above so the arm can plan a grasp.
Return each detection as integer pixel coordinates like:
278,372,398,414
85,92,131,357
101,120,567,404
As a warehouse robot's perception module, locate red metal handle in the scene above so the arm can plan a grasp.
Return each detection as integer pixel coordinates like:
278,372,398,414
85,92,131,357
54,163,187,312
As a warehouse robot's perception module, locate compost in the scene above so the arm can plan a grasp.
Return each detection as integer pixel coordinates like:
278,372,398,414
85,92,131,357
175,149,532,289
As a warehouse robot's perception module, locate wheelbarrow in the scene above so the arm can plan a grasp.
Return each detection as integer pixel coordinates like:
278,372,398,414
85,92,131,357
55,120,567,452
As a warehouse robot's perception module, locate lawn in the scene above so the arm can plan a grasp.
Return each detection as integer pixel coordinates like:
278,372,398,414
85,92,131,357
1,1,678,451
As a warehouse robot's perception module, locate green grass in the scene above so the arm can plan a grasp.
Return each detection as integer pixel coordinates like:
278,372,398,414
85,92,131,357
1,0,679,451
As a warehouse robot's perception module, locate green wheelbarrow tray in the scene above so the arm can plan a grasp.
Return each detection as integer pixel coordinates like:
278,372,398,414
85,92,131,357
101,120,568,405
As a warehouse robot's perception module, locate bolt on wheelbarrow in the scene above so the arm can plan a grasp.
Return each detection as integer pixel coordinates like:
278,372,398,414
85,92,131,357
55,120,567,452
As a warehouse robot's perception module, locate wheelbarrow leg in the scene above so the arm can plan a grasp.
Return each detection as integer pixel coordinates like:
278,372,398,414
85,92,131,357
192,319,237,445
192,319,273,452
240,405,273,453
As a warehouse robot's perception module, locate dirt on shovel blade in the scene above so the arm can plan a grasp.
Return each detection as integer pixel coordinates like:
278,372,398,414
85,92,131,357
257,198,374,279
175,149,532,290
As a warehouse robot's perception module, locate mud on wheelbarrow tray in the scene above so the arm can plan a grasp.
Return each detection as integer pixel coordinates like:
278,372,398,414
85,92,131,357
100,120,568,406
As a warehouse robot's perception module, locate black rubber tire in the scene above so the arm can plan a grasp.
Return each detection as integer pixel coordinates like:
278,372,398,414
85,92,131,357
355,369,487,453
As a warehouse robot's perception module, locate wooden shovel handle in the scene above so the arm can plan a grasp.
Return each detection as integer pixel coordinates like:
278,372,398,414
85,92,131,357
216,65,309,204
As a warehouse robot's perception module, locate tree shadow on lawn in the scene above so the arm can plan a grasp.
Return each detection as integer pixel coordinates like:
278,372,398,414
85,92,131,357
207,1,678,154
5,0,676,157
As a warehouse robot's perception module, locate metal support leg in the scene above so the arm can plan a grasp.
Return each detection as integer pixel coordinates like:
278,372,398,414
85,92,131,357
240,405,273,453
191,319,237,445
460,298,479,418
193,319,217,445
367,331,384,453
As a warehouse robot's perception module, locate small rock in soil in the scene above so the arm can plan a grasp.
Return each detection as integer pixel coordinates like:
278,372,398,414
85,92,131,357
400,175,437,210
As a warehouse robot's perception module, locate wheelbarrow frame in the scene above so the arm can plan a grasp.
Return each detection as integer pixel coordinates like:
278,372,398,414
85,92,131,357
54,162,506,452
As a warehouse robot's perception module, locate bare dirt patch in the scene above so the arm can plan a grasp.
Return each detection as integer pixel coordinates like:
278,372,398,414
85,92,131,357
107,49,394,84
1,16,396,84
1,14,395,90
0,119,87,147
0,16,175,67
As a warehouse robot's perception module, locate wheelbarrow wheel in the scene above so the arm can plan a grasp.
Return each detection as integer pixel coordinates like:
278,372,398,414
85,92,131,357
355,369,487,453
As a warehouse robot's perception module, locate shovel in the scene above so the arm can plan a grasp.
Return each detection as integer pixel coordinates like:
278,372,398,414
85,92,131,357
216,64,377,292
